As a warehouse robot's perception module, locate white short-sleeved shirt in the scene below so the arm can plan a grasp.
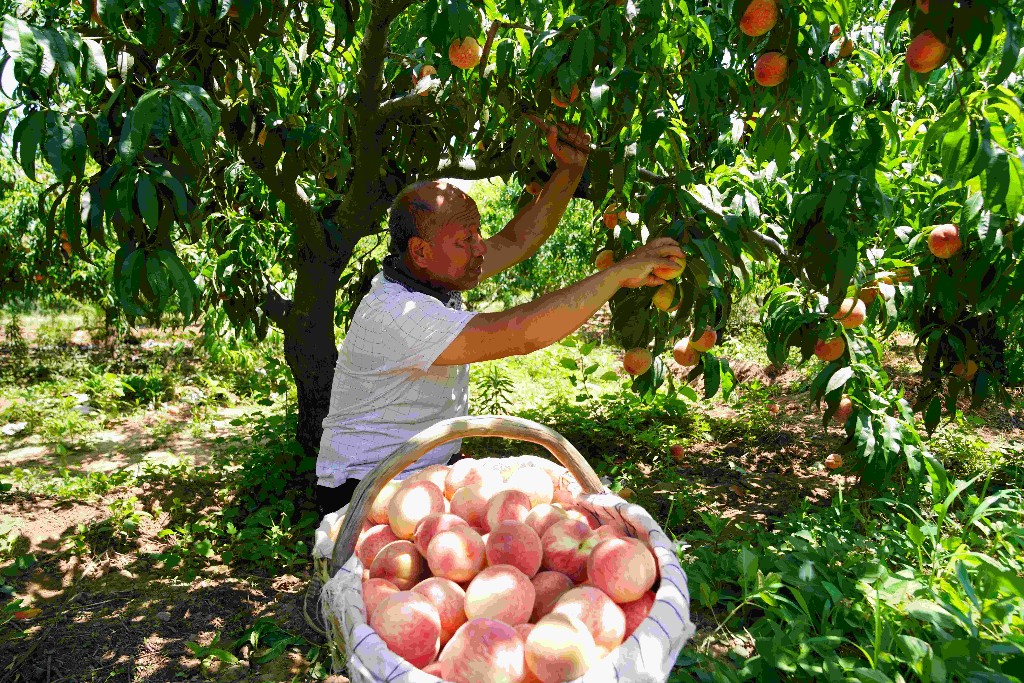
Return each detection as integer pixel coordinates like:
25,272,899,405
316,273,478,488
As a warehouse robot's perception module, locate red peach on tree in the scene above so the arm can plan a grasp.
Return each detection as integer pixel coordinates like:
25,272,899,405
928,224,962,259
739,0,779,37
449,37,482,70
754,52,788,87
906,31,948,73
815,337,846,362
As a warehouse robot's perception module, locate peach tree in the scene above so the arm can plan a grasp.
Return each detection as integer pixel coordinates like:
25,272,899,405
0,0,1021,485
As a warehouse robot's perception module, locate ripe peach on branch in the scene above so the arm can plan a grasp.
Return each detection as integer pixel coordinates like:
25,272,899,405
449,37,483,70
927,223,962,259
622,348,653,376
814,337,846,362
739,0,779,37
906,30,948,73
754,52,788,86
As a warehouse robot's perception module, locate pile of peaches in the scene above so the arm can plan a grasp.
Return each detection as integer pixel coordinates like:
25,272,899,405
352,459,660,683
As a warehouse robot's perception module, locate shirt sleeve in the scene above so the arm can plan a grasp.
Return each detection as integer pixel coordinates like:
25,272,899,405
370,287,478,372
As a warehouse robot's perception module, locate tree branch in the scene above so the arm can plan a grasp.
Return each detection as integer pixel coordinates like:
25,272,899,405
421,154,519,182
378,88,436,121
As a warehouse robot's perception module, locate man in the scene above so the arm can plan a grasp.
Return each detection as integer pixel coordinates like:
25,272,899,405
315,124,684,516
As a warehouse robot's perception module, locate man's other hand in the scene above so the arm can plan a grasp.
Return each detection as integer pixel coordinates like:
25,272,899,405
611,238,686,288
547,123,591,169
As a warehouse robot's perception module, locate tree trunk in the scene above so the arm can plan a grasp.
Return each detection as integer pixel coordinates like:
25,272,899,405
279,241,354,464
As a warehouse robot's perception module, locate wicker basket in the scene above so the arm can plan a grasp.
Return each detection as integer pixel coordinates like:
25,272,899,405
312,415,695,682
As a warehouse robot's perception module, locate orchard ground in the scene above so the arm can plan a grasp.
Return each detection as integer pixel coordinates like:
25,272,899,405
1,307,1022,682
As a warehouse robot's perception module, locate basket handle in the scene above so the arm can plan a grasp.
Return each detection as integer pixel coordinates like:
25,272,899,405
329,415,604,575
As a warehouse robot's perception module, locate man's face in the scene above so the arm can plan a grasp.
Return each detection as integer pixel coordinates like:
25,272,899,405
405,187,487,291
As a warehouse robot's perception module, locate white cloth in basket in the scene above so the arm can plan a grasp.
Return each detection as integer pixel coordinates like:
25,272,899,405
313,455,696,683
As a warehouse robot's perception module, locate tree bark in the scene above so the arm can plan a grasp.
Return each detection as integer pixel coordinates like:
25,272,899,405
277,240,354,463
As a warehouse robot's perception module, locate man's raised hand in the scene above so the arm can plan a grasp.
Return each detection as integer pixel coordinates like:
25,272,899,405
610,238,686,289
546,122,591,169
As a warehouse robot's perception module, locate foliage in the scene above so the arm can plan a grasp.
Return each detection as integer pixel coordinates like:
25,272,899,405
469,180,598,308
678,459,1024,682
1,0,1022,485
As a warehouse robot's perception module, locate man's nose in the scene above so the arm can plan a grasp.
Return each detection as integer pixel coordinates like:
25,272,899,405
472,235,487,257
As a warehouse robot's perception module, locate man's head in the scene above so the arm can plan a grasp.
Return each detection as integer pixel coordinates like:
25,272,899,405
388,180,487,291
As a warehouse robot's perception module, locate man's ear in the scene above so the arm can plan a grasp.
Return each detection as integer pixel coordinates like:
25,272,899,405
407,235,430,267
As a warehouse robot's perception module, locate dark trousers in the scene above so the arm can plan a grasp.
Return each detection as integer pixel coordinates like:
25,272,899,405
315,452,468,519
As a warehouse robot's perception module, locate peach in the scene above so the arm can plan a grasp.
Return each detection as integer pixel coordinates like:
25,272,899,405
422,661,444,676
832,297,866,329
670,444,685,460
368,480,401,525
564,507,601,530
839,38,854,58
928,223,961,258
858,284,880,305
506,467,554,507
427,525,487,583
450,483,494,530
690,328,717,352
412,577,468,645
651,255,686,280
907,30,948,73
551,586,627,651
672,337,700,366
622,348,653,376
825,453,843,469
369,591,442,668
541,519,595,582
465,565,536,625
486,521,544,577
449,37,482,70
525,181,543,196
916,0,929,12
603,205,619,229
551,84,579,108
362,578,399,620
833,396,854,424
406,464,450,492
652,283,680,312
485,489,533,532
586,537,657,604
814,337,845,362
445,459,502,499
356,524,401,568
531,571,575,622
524,504,568,540
739,0,778,37
439,618,526,683
754,52,788,86
595,249,616,271
369,540,426,590
388,480,447,540
551,486,577,506
525,613,598,683
590,524,628,544
952,359,979,380
414,513,470,558
620,590,656,638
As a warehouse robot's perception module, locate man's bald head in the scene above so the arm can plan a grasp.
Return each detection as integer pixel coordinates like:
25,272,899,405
388,180,480,257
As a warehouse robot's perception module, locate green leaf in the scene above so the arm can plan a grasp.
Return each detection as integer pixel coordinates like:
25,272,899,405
993,7,1021,85
825,366,854,395
136,175,159,233
703,354,720,398
558,358,578,371
115,245,147,318
154,248,200,323
568,30,595,82
118,90,163,163
169,94,205,164
81,38,107,86
3,16,42,84
12,111,45,181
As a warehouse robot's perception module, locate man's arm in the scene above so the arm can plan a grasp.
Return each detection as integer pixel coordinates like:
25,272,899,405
435,238,685,365
479,124,591,280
